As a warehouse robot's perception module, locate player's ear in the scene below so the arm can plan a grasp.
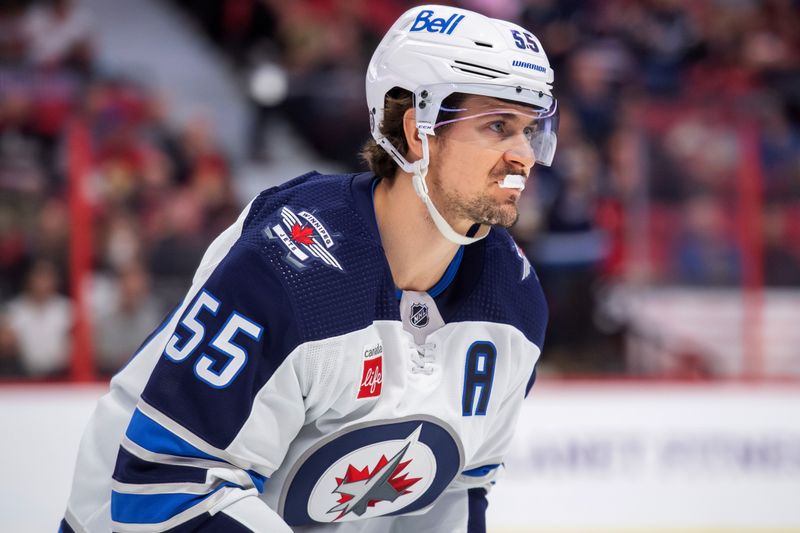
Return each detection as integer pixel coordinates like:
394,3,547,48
403,107,424,162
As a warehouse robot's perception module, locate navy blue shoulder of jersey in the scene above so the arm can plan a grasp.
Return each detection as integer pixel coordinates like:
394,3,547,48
437,228,548,349
140,243,299,449
141,172,398,449
238,171,400,340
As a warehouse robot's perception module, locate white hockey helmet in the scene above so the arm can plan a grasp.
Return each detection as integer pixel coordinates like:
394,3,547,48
366,5,558,244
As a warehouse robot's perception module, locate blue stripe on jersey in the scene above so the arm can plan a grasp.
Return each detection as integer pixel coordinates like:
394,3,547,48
111,482,235,525
113,447,209,485
428,245,464,298
247,470,266,493
126,408,221,462
58,519,75,533
461,464,500,477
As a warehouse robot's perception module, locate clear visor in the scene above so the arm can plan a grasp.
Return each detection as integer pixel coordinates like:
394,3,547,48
432,97,558,167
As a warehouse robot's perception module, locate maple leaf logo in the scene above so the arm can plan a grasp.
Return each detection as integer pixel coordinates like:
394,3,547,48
290,223,314,245
327,429,424,521
332,456,421,517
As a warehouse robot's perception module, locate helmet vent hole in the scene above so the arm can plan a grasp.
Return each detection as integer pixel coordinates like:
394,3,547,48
451,60,509,79
452,66,496,79
473,41,493,48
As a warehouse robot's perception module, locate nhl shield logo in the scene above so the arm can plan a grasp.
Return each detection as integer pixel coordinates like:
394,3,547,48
410,303,429,329
264,206,344,272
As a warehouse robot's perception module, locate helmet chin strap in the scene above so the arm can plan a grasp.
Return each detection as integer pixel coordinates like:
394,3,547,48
411,133,490,246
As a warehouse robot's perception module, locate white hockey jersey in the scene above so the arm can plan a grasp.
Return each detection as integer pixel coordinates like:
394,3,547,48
61,172,547,533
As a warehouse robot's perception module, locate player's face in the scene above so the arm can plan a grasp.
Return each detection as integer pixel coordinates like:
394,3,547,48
426,95,537,229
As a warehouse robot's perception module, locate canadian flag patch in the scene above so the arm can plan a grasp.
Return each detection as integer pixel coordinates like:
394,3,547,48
357,342,383,399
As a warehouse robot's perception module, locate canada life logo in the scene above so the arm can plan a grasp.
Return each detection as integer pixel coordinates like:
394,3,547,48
409,10,465,34
357,342,383,399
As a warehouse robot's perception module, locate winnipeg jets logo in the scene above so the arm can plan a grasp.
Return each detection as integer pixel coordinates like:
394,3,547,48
264,206,343,271
280,417,463,526
410,303,429,328
328,426,423,520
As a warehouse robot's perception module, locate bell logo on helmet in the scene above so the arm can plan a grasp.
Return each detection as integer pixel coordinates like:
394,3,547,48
409,10,464,35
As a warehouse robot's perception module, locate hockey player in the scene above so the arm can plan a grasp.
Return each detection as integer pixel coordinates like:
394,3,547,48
61,4,557,532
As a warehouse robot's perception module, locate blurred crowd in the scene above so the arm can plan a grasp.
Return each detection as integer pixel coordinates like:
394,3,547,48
0,0,240,378
174,0,800,375
1,0,799,379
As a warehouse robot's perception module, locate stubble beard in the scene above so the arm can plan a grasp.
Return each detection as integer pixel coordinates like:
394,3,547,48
429,172,520,229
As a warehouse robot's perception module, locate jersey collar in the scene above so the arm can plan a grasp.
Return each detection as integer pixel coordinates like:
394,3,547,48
349,172,467,300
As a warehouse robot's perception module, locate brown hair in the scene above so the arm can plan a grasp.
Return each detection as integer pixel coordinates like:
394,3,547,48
360,90,467,179
360,89,414,180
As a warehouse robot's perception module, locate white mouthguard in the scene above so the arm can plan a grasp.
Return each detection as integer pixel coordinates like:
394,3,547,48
498,174,526,191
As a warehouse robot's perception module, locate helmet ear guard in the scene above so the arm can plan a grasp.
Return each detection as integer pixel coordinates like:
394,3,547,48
371,93,429,176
